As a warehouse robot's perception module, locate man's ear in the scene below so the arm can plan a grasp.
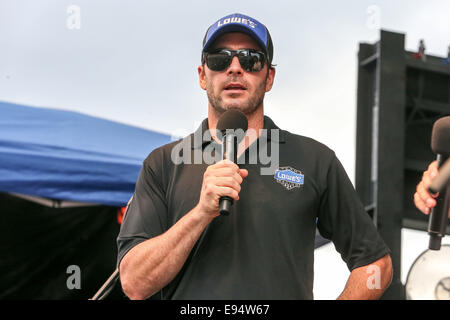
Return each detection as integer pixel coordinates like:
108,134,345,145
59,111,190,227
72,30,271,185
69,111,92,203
198,65,207,90
265,67,276,92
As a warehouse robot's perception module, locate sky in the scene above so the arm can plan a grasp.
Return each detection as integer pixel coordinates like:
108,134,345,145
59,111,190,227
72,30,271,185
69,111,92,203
1,0,450,299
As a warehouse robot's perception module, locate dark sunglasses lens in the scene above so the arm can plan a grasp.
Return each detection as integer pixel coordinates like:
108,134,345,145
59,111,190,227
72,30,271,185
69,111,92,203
250,51,265,71
206,52,232,71
238,51,265,72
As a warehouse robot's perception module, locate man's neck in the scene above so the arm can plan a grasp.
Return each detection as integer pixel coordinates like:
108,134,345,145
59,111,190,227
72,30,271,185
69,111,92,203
208,106,264,157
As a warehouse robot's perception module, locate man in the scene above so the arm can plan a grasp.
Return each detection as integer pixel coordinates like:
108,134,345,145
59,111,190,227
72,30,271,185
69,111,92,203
117,13,392,300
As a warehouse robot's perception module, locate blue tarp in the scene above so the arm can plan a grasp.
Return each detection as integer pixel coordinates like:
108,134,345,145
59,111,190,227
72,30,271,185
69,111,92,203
0,101,173,207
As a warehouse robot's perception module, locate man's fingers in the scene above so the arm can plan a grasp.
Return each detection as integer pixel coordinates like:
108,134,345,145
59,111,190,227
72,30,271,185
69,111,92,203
414,161,441,216
423,163,440,198
208,176,241,192
215,185,240,201
428,160,439,181
206,162,248,184
428,160,438,172
209,166,239,176
416,181,436,208
422,170,432,188
239,169,248,179
414,192,430,215
214,159,239,170
207,168,244,185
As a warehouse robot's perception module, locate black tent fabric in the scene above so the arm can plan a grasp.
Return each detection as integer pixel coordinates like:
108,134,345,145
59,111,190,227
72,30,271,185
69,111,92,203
0,192,125,299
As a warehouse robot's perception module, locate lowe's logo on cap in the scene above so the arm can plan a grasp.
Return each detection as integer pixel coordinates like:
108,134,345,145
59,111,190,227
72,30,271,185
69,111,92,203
274,167,304,190
202,13,271,62
217,16,257,29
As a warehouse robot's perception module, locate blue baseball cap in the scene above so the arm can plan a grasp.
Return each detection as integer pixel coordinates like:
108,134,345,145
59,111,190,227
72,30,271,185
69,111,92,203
202,13,274,65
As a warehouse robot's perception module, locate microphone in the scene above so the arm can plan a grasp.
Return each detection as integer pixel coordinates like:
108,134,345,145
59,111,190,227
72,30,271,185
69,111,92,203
427,116,450,250
216,110,248,215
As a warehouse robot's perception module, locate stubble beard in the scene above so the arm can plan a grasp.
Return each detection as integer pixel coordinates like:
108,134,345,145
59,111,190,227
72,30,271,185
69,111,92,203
206,76,267,117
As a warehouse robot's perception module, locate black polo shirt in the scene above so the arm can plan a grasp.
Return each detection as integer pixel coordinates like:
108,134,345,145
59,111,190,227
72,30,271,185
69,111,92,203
117,116,390,300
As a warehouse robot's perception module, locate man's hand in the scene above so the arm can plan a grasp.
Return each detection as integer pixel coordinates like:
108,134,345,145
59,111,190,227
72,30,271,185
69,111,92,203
414,161,442,215
197,159,248,218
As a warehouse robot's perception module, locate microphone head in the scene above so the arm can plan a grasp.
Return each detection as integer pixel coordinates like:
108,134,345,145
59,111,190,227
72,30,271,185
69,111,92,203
216,110,248,133
431,116,450,156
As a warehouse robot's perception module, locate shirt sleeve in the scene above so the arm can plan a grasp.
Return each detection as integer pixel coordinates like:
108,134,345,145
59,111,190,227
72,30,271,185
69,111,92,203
116,154,168,268
316,155,390,271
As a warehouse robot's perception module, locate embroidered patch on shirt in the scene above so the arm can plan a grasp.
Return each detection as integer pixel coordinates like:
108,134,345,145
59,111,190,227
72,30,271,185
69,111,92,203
274,166,305,190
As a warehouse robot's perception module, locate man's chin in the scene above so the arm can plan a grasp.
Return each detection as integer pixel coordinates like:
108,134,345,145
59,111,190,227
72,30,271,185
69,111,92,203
209,95,263,115
221,98,249,110
215,104,260,116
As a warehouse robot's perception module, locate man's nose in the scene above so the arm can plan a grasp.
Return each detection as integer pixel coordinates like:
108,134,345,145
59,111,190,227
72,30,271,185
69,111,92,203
227,56,243,75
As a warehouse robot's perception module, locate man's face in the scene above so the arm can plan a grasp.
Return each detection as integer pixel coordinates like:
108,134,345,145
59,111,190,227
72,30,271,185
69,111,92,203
198,32,275,115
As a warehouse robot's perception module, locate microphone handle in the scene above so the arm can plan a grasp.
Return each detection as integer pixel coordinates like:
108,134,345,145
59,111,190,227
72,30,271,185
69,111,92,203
219,133,238,216
428,154,450,250
219,196,233,216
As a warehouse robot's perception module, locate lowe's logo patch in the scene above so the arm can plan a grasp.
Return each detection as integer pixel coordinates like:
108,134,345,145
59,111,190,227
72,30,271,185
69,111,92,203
274,167,304,190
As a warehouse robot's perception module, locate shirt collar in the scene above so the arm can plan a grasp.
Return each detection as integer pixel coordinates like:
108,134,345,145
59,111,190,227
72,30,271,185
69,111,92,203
191,115,286,149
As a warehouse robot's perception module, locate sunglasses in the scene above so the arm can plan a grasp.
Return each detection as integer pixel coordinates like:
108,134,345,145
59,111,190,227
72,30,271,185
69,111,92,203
203,49,267,72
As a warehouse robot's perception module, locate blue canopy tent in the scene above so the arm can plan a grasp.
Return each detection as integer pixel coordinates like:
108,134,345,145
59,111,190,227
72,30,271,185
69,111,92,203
0,101,173,299
0,101,172,206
